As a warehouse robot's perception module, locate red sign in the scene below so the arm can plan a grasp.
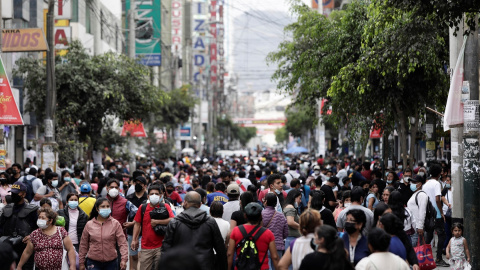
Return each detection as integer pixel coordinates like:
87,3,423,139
0,57,23,125
121,120,147,137
370,128,383,139
320,99,332,115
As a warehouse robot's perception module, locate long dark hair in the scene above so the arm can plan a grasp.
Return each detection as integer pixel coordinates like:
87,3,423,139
240,192,254,212
89,197,108,220
388,190,406,221
379,213,404,236
316,225,354,270
373,202,390,227
285,189,301,207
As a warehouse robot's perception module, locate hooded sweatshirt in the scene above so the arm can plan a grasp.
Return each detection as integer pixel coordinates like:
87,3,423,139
162,207,228,270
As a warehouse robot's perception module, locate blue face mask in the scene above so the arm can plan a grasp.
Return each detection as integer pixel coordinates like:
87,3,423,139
275,189,281,195
68,201,78,209
99,208,111,218
410,183,418,192
64,177,71,182
446,184,451,189
387,180,393,184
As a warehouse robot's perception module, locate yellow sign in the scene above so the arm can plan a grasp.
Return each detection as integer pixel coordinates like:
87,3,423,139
426,141,436,151
43,9,70,57
1,29,48,52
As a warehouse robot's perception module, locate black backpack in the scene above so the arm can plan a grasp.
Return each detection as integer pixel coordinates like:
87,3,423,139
20,175,36,202
415,191,437,231
235,225,268,270
140,203,169,236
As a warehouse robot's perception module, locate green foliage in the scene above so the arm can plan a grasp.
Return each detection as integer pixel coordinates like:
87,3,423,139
14,41,165,153
275,126,289,143
285,106,317,138
217,117,257,147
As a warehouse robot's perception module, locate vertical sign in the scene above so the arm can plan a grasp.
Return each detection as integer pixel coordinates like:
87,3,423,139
192,0,207,90
0,57,24,125
54,0,72,19
172,0,182,55
126,0,162,66
209,0,217,86
218,4,225,94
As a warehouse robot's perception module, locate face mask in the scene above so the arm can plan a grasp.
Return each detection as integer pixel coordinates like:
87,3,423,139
349,182,353,188
410,183,418,192
446,184,451,189
146,169,151,174
275,189,281,195
50,180,59,187
385,172,389,177
418,172,425,177
135,184,143,193
0,178,6,184
294,202,298,208
64,177,71,182
117,165,122,169
398,165,403,170
314,171,319,175
386,180,392,184
180,177,185,182
37,219,49,229
99,208,111,218
11,193,22,203
68,201,78,209
344,222,357,234
150,194,161,205
167,189,174,194
325,177,330,181
192,183,199,188
74,178,82,185
344,203,352,208
108,188,119,198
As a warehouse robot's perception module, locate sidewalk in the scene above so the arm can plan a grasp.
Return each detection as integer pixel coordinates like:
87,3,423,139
431,235,450,270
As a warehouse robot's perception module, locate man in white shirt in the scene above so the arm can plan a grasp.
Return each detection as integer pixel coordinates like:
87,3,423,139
284,164,300,188
336,162,348,185
407,175,428,248
235,171,252,194
221,184,241,221
421,164,448,267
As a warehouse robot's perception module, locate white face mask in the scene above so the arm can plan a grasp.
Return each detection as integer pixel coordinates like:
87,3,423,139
108,188,119,198
150,194,161,205
344,203,352,208
37,219,49,229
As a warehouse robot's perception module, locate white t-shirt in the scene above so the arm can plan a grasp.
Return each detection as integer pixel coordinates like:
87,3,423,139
442,189,452,215
222,200,240,221
422,179,442,218
355,252,410,270
214,217,230,242
237,178,252,194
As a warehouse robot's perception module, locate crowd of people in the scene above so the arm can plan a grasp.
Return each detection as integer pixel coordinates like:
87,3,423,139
0,155,470,270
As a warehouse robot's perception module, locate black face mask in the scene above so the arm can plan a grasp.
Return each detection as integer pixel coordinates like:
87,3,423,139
11,193,23,204
192,183,199,188
167,189,174,194
135,184,143,193
344,222,357,235
363,188,369,195
0,178,6,184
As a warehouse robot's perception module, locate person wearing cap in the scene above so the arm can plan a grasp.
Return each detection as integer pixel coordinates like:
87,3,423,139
78,183,97,217
311,165,321,178
222,183,241,221
57,193,89,252
228,202,278,270
0,181,39,270
162,191,227,270
406,175,429,248
125,176,148,270
165,181,183,205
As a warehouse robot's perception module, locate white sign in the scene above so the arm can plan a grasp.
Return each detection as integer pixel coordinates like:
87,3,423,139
54,0,72,19
54,27,72,49
461,81,470,104
426,124,434,138
172,0,182,54
2,0,13,19
464,100,479,121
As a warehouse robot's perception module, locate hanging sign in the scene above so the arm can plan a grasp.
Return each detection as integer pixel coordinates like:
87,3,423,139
0,57,23,125
121,120,147,137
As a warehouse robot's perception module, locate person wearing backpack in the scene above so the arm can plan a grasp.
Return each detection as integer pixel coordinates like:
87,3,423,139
131,184,174,270
18,167,43,203
162,191,227,270
228,202,279,270
421,164,449,267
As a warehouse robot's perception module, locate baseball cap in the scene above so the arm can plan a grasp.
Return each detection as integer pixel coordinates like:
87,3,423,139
11,181,27,194
135,176,147,185
409,175,425,184
80,183,92,193
227,183,240,195
314,165,320,171
244,202,262,216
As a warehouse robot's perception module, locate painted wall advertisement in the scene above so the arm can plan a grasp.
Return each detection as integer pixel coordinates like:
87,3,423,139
126,0,162,66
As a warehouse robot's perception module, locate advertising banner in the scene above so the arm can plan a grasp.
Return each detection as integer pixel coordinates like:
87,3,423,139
126,0,162,66
0,57,24,125
121,120,147,137
1,29,48,52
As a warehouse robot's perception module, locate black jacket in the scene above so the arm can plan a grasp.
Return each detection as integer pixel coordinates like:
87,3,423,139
162,207,227,270
57,207,88,242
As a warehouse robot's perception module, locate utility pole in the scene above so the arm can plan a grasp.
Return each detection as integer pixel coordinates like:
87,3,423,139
462,18,480,267
449,25,464,226
128,0,136,59
45,0,56,143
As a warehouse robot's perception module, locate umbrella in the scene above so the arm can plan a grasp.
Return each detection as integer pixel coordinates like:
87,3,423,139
284,146,309,154
181,148,195,154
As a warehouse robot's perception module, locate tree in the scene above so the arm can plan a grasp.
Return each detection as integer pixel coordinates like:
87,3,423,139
14,41,165,161
275,126,288,144
216,117,257,148
284,106,317,138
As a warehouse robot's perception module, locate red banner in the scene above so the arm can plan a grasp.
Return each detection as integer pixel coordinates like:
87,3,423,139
0,57,23,125
121,120,147,137
370,128,383,139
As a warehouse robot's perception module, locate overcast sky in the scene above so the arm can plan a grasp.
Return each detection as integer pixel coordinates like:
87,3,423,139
227,0,311,92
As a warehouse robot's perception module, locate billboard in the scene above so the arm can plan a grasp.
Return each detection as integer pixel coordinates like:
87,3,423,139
0,57,24,125
43,10,71,57
121,120,147,137
172,0,182,54
126,0,162,66
1,29,48,52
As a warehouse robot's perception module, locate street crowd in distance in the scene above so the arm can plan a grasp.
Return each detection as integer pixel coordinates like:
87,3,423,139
0,154,468,270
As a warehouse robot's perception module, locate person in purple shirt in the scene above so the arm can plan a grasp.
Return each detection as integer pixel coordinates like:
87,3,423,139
262,193,288,269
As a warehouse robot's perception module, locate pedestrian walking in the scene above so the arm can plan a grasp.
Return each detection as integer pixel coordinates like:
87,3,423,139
162,191,228,270
262,193,288,269
16,207,76,270
78,198,128,270
342,209,370,266
57,193,88,252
